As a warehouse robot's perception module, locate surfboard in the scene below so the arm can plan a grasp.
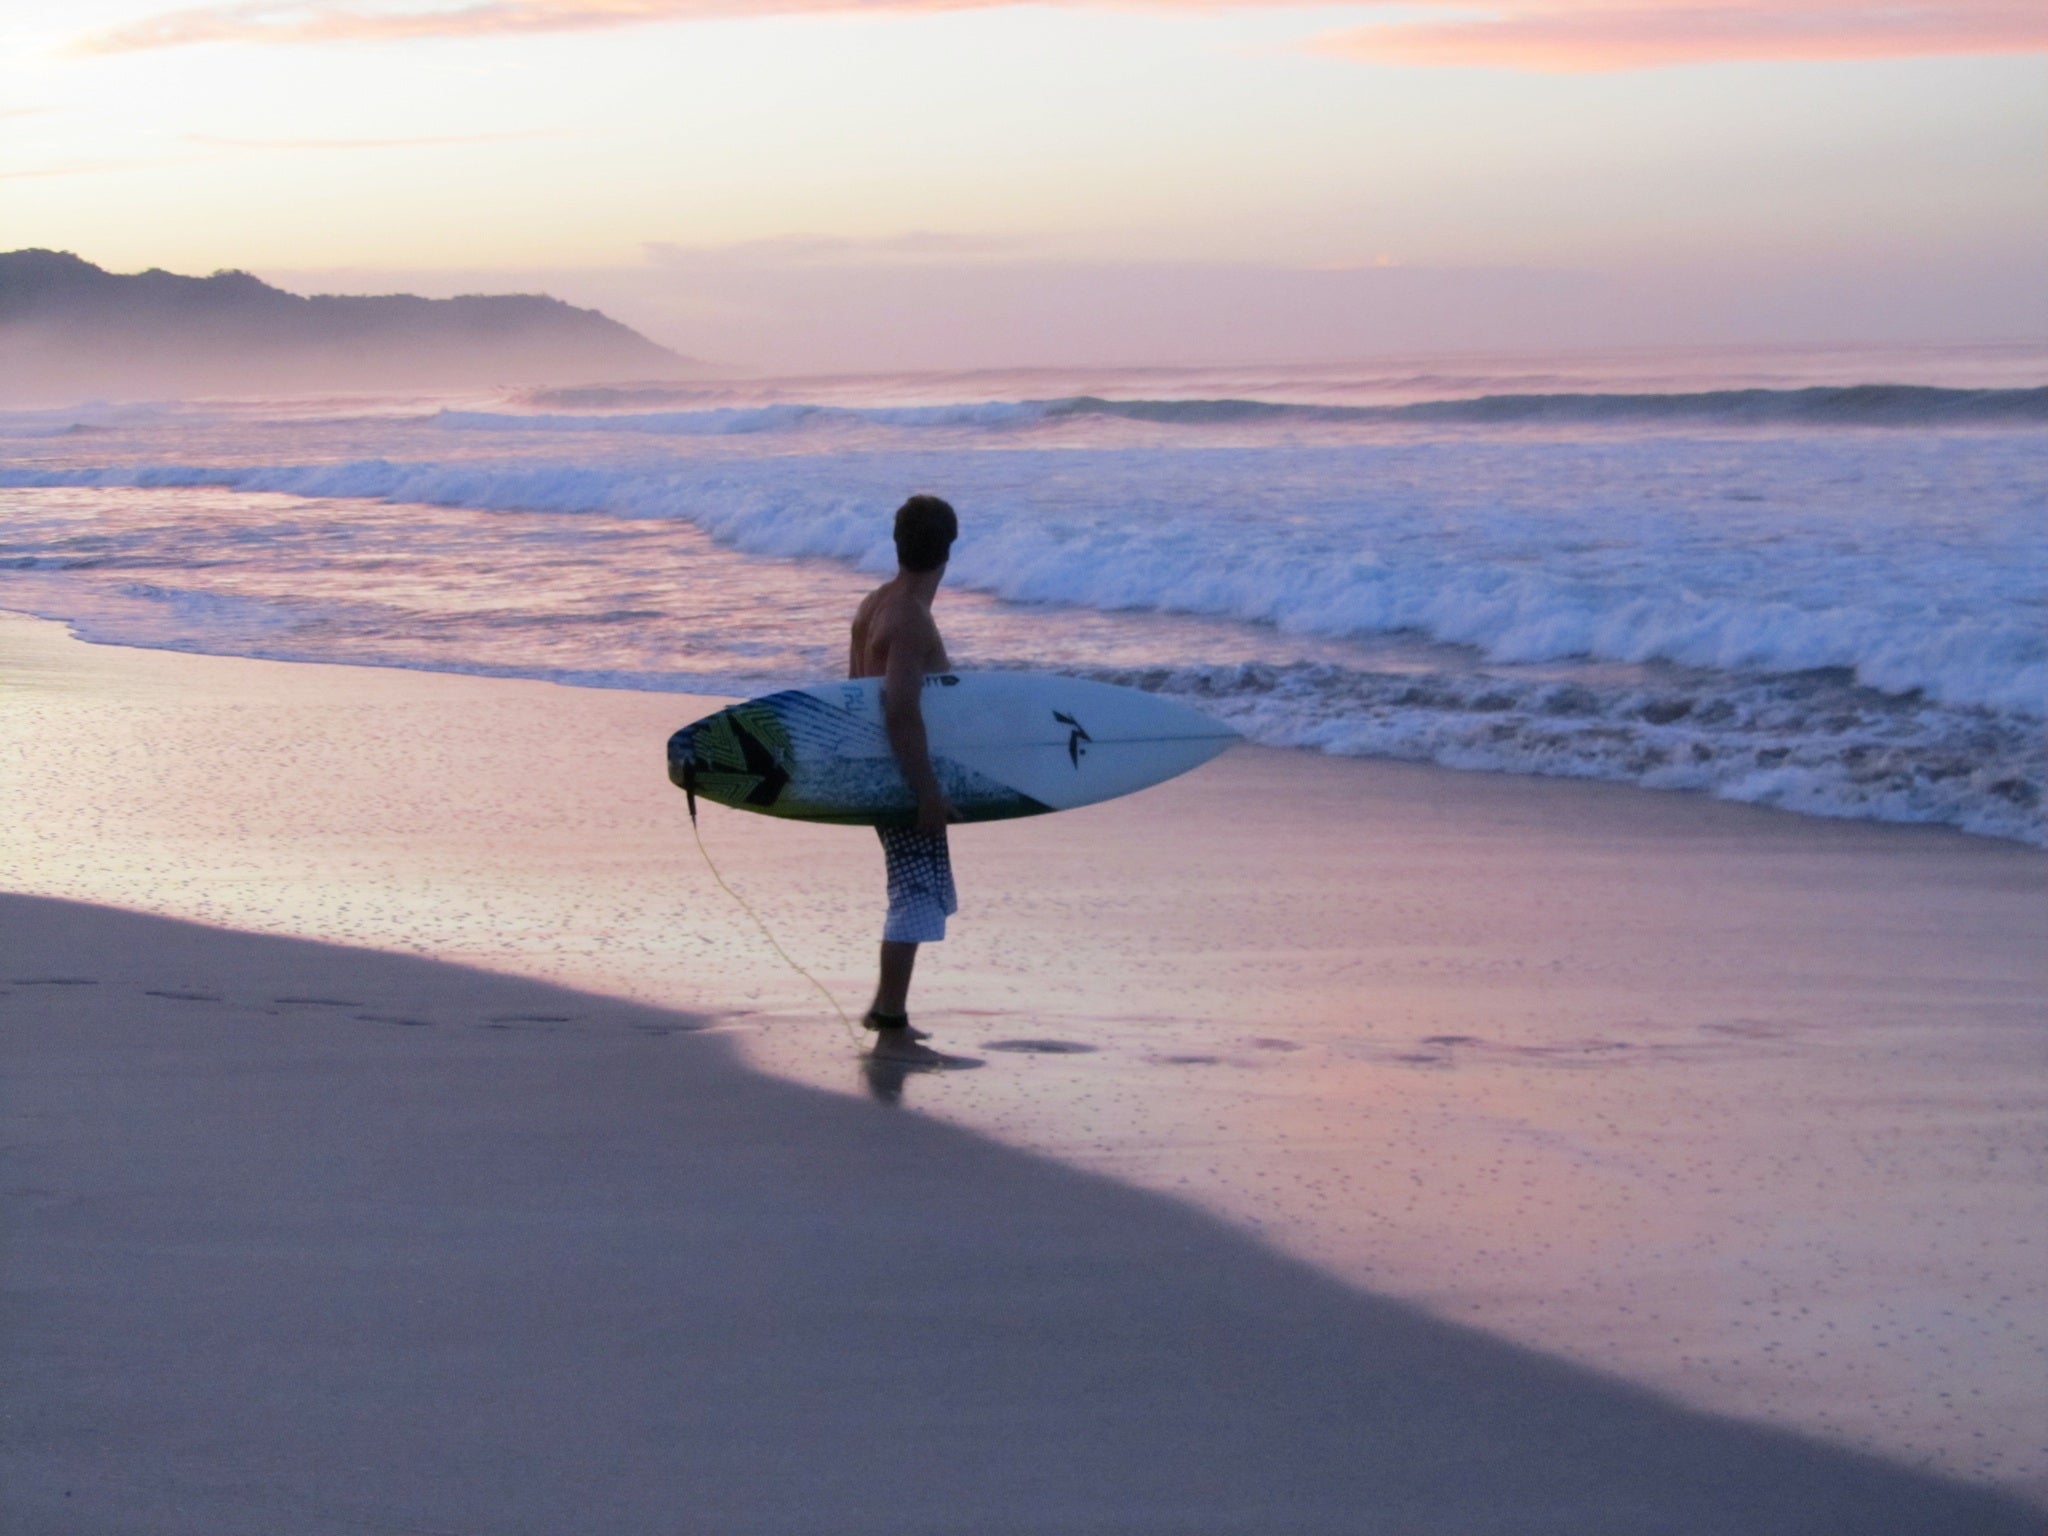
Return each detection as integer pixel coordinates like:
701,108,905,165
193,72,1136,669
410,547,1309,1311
668,672,1236,827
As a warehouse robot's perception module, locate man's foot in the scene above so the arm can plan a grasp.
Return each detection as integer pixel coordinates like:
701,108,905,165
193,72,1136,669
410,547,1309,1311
868,1026,944,1065
863,1009,931,1041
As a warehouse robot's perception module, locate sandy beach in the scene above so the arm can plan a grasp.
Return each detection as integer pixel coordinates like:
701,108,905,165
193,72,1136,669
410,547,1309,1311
5,608,2045,1532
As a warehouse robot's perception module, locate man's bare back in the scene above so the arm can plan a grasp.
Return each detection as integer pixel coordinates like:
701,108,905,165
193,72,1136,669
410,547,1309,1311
848,578,950,682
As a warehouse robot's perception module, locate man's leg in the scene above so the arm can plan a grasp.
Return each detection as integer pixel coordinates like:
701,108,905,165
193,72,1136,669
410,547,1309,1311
869,826,955,1057
872,940,918,1018
869,941,942,1060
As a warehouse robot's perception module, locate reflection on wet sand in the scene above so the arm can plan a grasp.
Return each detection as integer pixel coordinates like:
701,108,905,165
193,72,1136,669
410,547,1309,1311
860,1050,986,1105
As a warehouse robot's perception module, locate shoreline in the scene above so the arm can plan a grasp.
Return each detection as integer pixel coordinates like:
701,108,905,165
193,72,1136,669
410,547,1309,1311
4,609,2045,1509
2,584,2036,851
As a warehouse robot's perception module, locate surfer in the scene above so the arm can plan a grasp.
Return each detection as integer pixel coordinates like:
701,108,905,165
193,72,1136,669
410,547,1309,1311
849,494,961,1063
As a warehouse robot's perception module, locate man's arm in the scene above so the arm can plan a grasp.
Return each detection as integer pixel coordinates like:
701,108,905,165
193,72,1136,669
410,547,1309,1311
848,600,870,680
880,621,953,836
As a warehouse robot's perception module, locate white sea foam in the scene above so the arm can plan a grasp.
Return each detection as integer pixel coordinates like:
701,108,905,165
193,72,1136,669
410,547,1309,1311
1090,661,2042,846
8,432,2037,719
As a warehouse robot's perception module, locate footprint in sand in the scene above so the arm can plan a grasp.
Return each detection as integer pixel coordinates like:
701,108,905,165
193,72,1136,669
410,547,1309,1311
1703,1018,1795,1041
983,1039,1098,1055
1499,1039,1636,1066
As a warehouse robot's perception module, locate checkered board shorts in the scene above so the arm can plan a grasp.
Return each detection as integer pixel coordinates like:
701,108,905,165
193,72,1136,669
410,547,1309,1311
876,826,959,943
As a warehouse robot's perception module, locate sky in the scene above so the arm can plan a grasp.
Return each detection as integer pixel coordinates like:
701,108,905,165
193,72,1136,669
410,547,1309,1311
3,0,2044,371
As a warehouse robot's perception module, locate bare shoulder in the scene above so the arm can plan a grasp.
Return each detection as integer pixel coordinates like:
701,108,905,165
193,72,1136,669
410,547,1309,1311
850,585,884,643
849,584,899,678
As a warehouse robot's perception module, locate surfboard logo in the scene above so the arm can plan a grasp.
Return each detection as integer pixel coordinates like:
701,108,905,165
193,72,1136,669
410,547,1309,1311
1053,710,1092,768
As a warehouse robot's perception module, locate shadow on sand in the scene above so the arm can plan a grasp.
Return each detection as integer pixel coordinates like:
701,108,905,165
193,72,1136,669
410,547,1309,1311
2,894,2037,1535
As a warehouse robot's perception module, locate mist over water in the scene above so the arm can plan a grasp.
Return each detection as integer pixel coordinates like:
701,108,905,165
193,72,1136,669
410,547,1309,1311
2,348,2043,843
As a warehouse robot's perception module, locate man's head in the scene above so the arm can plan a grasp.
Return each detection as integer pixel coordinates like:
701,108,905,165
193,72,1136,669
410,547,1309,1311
893,494,957,574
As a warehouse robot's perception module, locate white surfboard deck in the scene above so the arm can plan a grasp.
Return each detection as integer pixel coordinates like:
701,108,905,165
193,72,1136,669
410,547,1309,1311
668,672,1237,826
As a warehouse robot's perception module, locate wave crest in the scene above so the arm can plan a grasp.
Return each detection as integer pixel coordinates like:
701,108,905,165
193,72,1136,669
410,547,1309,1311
436,383,2048,437
1083,659,2044,845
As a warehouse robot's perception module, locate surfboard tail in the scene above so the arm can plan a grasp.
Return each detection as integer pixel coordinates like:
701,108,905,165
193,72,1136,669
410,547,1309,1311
665,725,695,791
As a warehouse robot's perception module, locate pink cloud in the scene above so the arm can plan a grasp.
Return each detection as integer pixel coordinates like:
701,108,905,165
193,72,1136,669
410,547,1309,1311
74,0,950,54
73,0,2048,68
1317,0,2048,71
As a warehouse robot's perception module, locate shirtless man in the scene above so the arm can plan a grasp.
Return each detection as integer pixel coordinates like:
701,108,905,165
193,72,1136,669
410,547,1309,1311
848,494,959,1062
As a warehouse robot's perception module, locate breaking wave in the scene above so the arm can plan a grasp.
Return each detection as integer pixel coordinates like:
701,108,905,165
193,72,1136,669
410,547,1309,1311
6,448,2039,721
435,383,2048,437
1081,660,2043,846
1059,384,2048,428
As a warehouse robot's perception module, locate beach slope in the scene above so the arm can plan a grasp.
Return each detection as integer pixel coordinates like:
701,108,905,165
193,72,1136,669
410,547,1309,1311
4,893,2040,1536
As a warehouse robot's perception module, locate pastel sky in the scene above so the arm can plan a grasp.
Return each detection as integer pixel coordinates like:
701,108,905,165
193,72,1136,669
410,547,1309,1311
4,0,2043,369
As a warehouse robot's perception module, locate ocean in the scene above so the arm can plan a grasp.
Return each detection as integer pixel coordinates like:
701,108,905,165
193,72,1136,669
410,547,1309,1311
2,345,2043,844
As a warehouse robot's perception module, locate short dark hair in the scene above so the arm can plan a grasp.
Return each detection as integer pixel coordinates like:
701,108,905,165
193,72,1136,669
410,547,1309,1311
893,494,957,573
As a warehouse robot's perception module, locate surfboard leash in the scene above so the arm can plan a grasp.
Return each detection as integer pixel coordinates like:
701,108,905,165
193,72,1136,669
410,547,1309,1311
684,794,864,1048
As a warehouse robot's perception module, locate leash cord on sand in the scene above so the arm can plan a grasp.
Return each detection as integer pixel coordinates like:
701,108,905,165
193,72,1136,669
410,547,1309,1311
688,811,864,1048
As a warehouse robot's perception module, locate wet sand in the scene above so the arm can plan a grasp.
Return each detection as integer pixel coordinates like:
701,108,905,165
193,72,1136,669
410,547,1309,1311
4,609,2045,1527
6,892,2040,1536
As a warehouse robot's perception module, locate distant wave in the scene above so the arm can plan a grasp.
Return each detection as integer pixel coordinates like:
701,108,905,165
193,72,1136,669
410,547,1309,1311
436,383,2048,437
434,400,1044,435
1063,384,2048,427
0,402,183,438
515,385,728,410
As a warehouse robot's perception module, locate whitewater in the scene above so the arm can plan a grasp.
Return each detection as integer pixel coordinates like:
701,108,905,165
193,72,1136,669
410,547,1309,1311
2,351,2043,844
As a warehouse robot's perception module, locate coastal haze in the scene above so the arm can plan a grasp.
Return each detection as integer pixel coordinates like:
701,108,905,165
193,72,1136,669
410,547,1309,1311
3,0,2046,1531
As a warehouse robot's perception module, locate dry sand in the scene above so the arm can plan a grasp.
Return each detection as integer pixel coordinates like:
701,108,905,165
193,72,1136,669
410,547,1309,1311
4,609,2044,1531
